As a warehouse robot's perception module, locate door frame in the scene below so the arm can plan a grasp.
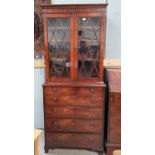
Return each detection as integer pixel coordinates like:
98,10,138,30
74,12,105,82
43,14,75,82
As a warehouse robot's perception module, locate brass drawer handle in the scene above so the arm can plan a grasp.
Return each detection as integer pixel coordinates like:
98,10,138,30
90,97,95,102
90,138,94,143
110,96,113,102
89,109,95,113
53,97,58,101
53,87,57,92
90,88,95,93
52,108,57,113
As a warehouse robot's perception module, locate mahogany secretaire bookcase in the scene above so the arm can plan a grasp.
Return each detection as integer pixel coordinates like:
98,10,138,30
41,3,108,155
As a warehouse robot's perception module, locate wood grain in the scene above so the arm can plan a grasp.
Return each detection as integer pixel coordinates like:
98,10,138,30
106,69,121,155
45,118,103,133
44,87,103,96
45,106,103,119
42,4,108,154
45,132,103,150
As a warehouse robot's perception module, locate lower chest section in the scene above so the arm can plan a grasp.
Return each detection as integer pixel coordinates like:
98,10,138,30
43,86,105,150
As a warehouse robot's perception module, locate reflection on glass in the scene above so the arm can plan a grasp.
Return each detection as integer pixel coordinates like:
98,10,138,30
78,17,100,78
48,18,70,77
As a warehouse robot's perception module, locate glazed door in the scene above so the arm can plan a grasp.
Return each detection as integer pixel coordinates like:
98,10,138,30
43,14,74,81
74,14,105,81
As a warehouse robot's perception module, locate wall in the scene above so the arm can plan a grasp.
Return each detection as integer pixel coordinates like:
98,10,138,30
105,0,121,58
34,0,121,129
34,68,45,128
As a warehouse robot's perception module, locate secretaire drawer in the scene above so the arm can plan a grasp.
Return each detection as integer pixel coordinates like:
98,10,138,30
44,87,103,97
44,95,103,107
45,132,103,150
45,119,102,133
45,106,103,119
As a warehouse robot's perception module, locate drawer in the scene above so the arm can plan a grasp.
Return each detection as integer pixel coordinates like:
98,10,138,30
110,102,121,114
45,106,103,119
108,115,121,143
109,94,121,103
45,119,102,133
44,95,103,107
45,132,103,150
44,87,103,97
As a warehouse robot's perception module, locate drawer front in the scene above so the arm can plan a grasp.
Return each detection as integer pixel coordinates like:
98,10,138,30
108,115,121,143
45,119,102,133
110,102,121,114
45,105,103,119
45,132,103,150
44,95,103,107
44,87,103,97
109,94,121,104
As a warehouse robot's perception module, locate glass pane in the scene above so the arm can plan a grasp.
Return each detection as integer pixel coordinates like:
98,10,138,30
78,17,100,78
48,18,70,78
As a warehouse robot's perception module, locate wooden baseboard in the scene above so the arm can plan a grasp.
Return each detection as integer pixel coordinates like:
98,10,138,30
34,58,121,68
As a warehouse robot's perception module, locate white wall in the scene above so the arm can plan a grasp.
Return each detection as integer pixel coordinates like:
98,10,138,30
105,0,121,58
34,0,121,129
34,68,45,128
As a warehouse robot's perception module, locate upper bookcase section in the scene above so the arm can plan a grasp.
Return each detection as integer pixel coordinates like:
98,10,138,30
42,4,108,82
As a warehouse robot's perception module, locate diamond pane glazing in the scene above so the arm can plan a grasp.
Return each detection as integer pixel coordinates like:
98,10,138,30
78,17,100,78
48,18,70,78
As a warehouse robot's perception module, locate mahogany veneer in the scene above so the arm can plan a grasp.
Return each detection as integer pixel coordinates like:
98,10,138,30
45,106,103,119
42,4,108,155
45,132,103,150
43,84,105,154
